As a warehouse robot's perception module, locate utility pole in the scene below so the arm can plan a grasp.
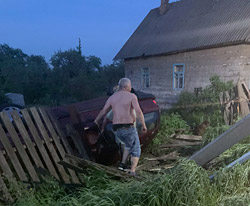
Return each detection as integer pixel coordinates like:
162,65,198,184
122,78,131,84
77,38,82,55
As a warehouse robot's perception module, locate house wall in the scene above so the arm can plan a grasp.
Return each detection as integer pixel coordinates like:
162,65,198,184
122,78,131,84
124,44,250,109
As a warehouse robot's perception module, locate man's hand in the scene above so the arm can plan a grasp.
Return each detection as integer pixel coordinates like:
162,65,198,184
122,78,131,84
141,125,147,134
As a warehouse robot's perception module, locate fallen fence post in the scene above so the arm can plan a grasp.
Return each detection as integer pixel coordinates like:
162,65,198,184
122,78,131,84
190,113,250,166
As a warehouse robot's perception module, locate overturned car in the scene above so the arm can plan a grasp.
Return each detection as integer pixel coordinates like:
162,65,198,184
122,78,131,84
53,90,160,165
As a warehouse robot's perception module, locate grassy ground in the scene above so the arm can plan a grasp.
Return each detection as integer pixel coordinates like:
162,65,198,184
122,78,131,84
11,159,250,206
6,113,250,206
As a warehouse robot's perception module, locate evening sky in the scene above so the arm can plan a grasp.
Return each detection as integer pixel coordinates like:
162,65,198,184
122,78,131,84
0,0,176,65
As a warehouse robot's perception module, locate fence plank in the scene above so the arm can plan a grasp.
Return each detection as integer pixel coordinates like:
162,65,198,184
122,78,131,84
39,108,80,184
46,108,74,155
29,107,70,183
0,149,14,181
237,82,250,118
12,111,44,169
0,124,28,181
0,173,13,202
39,108,67,155
21,109,60,180
0,112,40,182
67,106,90,160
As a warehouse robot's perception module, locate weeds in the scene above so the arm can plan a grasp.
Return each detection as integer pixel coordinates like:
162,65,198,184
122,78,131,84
172,75,234,127
152,113,190,145
11,158,250,206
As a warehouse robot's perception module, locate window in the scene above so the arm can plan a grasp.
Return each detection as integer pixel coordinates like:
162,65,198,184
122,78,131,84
136,111,158,134
173,64,185,90
141,67,150,88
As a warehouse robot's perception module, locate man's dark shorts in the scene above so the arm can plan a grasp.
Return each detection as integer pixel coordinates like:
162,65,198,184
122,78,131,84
115,127,141,157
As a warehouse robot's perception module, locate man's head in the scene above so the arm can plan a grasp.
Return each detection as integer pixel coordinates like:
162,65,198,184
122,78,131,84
118,78,132,92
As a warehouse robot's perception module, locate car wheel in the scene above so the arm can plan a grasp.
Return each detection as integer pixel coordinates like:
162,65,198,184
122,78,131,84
0,104,24,122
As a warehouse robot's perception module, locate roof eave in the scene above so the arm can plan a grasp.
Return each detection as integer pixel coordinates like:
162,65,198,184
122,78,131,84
116,40,250,61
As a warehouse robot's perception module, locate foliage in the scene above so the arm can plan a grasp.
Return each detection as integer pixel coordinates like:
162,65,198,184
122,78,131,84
173,75,234,127
202,124,230,145
12,158,250,206
152,113,190,145
12,160,211,206
13,178,66,206
0,44,124,106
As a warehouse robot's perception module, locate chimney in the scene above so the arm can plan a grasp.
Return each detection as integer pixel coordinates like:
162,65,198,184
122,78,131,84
159,0,170,15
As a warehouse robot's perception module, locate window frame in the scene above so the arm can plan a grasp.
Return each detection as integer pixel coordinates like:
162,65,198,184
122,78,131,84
136,111,158,134
172,64,185,90
141,67,150,88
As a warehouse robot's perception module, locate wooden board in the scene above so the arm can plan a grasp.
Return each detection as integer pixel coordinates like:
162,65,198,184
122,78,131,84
12,110,44,169
0,106,85,201
0,112,40,182
219,92,224,106
46,108,74,155
237,82,250,118
242,82,250,100
0,173,12,202
21,109,60,180
29,107,70,183
65,154,141,180
46,108,82,183
136,160,159,171
160,139,201,148
38,108,80,184
145,151,179,161
0,149,14,182
66,105,90,160
0,124,28,181
175,134,202,141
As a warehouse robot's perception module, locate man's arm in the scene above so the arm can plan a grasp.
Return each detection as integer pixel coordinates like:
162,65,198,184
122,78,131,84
101,110,113,131
94,99,112,126
131,95,147,133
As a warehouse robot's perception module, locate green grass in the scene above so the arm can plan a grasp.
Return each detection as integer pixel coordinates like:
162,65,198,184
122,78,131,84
6,151,250,206
12,158,250,206
8,112,250,206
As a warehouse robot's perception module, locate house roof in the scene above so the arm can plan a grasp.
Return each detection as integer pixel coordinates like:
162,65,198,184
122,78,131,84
114,0,250,60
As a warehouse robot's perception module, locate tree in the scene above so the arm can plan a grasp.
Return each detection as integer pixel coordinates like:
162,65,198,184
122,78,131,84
0,44,28,94
0,44,125,106
24,55,50,104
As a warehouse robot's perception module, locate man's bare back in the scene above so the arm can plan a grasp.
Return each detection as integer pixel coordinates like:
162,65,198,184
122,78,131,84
108,91,138,125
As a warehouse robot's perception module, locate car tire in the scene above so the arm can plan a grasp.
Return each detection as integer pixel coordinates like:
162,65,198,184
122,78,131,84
0,104,24,122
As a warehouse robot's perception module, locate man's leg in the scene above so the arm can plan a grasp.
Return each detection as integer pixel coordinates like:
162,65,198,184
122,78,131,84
130,156,139,172
118,148,130,171
130,128,141,173
121,148,130,164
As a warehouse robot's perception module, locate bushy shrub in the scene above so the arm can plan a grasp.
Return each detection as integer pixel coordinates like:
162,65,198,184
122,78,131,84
172,75,234,127
152,113,190,145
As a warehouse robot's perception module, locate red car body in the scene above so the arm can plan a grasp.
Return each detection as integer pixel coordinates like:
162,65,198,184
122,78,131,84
53,91,160,164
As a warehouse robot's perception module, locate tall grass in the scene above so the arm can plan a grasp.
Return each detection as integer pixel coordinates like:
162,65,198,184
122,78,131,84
11,160,212,206
11,158,250,206
152,113,190,145
11,110,250,206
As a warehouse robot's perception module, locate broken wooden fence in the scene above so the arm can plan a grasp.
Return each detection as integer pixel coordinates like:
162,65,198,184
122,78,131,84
219,81,250,125
0,107,81,201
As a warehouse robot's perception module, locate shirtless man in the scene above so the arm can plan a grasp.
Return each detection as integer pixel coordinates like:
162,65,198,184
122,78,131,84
94,78,147,174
